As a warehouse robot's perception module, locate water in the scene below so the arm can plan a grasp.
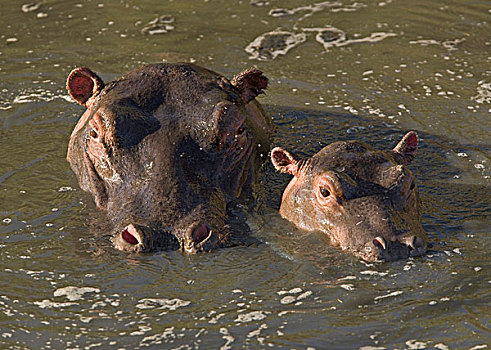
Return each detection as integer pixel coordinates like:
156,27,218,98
1,0,489,348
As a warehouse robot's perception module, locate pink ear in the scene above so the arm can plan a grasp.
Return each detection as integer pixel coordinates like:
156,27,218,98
393,131,418,164
271,147,299,175
66,67,104,106
231,68,268,104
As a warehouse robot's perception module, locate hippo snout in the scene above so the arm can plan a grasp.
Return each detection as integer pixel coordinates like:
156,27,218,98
112,222,222,254
367,235,426,261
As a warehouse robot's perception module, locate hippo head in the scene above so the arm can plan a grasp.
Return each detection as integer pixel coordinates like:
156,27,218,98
271,132,427,261
66,63,271,253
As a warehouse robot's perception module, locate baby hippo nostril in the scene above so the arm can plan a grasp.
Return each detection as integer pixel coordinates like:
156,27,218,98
373,236,387,250
122,226,139,245
192,224,211,244
408,236,426,256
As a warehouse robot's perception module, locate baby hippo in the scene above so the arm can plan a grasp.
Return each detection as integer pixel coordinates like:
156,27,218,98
271,131,427,261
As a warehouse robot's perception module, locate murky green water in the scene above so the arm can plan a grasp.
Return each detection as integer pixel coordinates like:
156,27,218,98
1,0,489,349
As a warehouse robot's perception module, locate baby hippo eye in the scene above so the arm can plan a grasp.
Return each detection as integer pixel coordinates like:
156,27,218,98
320,187,330,197
89,129,98,139
410,180,415,190
237,125,245,135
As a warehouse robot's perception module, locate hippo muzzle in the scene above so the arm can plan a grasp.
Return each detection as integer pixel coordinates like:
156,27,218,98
112,222,220,254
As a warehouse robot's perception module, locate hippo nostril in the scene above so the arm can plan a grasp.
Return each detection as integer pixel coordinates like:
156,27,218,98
192,224,211,244
414,236,425,249
409,236,425,255
122,227,139,245
373,236,387,250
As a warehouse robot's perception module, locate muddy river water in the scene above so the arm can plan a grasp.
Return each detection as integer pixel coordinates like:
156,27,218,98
0,0,489,349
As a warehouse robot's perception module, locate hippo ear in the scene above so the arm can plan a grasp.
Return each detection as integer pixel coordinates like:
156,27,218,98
231,68,268,104
393,131,418,164
66,67,105,106
271,147,299,175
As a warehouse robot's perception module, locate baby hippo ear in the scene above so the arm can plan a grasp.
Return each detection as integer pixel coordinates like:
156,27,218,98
66,67,105,106
231,68,268,104
393,131,418,164
271,147,299,175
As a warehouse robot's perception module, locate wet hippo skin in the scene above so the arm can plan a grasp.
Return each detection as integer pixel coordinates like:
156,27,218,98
66,63,272,253
271,132,427,261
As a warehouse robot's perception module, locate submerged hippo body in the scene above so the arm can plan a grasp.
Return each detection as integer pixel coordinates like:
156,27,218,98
271,132,427,261
66,63,272,253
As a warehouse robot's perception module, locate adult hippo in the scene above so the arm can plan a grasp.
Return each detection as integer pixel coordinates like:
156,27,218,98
271,132,427,261
66,63,272,253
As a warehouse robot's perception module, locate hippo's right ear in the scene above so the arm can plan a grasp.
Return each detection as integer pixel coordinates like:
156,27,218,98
393,131,418,164
271,147,299,175
66,67,105,106
231,69,268,104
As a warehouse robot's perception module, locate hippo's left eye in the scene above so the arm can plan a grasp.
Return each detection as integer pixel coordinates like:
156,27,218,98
89,129,98,139
410,181,415,190
237,125,245,135
320,187,330,197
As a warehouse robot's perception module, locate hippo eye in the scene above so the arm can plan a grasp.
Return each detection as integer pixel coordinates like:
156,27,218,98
320,187,330,197
89,129,98,139
410,181,415,190
237,125,245,135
